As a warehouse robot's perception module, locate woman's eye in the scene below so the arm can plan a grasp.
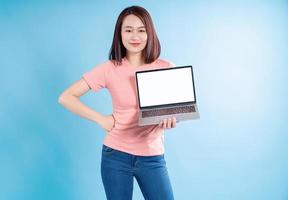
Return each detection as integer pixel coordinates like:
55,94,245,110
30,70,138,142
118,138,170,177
125,30,132,32
139,29,146,32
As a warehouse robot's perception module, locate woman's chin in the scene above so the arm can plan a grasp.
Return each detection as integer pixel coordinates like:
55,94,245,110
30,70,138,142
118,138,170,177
126,48,144,54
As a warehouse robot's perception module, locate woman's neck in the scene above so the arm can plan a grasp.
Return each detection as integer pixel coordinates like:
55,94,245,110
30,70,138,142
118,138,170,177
126,52,145,67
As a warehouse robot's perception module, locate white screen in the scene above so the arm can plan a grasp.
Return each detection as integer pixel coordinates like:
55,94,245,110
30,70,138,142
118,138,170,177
137,67,195,107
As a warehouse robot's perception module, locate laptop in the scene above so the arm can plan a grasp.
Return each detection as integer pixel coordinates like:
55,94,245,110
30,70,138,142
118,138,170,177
135,65,200,126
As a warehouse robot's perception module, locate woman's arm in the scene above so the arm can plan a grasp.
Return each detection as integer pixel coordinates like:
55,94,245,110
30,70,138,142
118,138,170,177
58,79,114,131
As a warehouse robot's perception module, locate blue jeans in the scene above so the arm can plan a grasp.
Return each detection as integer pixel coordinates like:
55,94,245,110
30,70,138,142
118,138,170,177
101,145,174,200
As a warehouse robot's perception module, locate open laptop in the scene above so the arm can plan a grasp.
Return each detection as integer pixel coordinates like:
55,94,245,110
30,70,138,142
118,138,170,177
135,65,200,126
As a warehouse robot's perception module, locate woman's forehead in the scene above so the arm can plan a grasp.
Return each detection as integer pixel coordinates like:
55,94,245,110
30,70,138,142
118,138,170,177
122,14,144,28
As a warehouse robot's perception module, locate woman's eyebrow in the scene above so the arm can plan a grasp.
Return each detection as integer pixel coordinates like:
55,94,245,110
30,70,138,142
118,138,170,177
123,25,146,29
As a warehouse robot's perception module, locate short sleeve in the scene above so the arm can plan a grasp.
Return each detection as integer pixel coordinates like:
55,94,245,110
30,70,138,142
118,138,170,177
82,63,108,92
169,61,176,67
156,59,176,69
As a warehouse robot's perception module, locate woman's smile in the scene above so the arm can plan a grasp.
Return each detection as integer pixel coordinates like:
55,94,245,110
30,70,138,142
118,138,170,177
129,42,141,47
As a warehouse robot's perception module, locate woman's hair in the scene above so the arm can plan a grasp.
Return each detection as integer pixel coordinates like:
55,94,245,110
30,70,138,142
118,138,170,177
109,6,161,65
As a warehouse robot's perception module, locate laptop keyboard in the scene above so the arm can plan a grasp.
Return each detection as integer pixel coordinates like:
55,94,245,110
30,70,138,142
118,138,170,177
142,105,196,118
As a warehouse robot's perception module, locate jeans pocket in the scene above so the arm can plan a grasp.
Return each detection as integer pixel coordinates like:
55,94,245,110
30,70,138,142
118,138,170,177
102,145,115,153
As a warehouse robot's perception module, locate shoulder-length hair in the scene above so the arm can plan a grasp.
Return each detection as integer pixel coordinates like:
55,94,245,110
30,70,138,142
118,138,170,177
109,6,161,66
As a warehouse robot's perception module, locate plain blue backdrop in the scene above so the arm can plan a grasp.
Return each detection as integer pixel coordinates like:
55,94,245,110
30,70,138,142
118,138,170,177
1,0,288,199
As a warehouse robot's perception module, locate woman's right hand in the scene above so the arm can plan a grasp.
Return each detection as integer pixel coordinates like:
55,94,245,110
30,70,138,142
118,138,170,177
99,114,115,132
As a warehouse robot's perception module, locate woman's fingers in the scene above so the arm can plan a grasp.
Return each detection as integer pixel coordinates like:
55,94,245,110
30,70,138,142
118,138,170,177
159,117,177,129
163,118,167,129
171,117,176,128
167,118,172,129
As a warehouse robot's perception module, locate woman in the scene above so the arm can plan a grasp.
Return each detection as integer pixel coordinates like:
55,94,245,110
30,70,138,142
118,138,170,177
59,6,176,200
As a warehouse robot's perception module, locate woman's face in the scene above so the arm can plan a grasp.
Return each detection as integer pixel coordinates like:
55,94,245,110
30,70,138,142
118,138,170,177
121,14,147,56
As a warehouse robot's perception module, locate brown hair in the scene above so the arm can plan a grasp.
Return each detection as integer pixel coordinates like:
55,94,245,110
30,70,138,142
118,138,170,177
109,6,161,66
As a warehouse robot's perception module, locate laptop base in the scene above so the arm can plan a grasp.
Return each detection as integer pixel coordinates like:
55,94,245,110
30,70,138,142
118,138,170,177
138,105,200,126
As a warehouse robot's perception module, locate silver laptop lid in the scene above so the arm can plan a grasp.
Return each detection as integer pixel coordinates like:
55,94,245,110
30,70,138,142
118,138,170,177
135,66,197,109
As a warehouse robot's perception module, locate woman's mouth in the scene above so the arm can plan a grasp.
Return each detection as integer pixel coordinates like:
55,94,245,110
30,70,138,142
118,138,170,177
129,42,141,47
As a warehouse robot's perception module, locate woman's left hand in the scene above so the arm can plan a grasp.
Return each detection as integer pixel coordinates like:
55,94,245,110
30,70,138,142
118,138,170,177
158,117,177,129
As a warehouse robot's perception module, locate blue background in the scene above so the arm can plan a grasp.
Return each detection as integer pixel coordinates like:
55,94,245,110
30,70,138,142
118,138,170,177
1,0,288,199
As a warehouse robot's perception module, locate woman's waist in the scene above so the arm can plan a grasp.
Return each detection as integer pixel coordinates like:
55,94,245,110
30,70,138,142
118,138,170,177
106,126,163,144
112,109,139,124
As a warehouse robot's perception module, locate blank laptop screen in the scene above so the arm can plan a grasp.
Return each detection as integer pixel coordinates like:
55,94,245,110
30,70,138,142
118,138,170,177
136,66,195,108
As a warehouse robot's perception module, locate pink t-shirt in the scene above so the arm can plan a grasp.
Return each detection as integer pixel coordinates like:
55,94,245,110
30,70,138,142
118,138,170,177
82,57,174,156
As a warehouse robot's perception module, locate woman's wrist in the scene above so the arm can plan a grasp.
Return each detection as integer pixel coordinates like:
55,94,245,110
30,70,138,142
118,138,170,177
93,113,105,125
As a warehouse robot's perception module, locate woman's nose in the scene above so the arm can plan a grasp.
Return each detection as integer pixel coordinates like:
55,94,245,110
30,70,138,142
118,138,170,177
131,31,140,39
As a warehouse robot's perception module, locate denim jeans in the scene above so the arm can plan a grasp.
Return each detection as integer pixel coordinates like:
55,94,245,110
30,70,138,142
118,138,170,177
101,145,174,200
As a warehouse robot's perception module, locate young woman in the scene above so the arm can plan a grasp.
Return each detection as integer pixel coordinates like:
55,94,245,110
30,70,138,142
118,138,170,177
58,6,176,200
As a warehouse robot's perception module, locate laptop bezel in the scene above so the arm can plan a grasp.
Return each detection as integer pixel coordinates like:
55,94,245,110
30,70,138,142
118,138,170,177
135,65,197,110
